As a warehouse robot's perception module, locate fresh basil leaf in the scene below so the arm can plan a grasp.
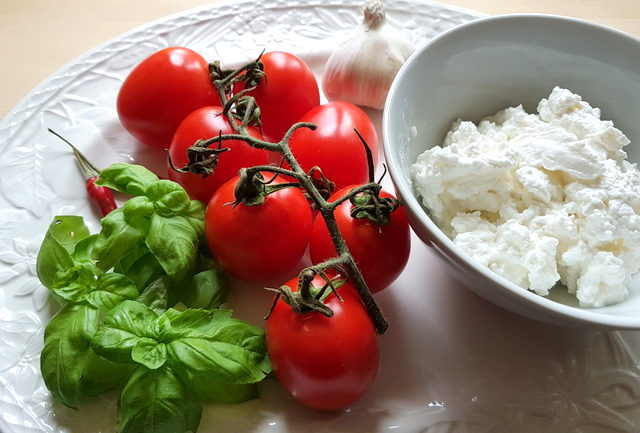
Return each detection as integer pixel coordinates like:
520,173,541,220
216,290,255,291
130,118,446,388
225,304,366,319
50,263,100,304
137,276,170,314
91,301,159,364
146,180,191,216
184,199,206,220
72,234,98,264
195,250,215,270
92,208,147,271
145,214,198,280
181,268,229,310
203,314,271,376
184,201,207,250
49,266,138,311
46,215,91,253
137,277,182,317
182,200,206,234
117,366,202,433
163,308,182,321
122,196,155,228
37,216,91,289
115,245,166,290
41,303,99,408
166,310,270,383
96,162,159,196
183,371,259,404
167,308,232,337
113,243,148,274
167,337,268,383
131,339,167,370
81,350,135,397
97,273,139,298
41,302,133,407
154,314,173,340
85,273,139,310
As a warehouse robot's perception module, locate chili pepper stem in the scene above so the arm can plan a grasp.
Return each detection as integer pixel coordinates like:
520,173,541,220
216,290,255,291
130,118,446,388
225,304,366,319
48,128,101,178
48,128,117,217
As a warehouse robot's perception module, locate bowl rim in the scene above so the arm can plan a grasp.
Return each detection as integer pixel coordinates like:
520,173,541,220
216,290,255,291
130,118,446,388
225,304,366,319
382,13,640,329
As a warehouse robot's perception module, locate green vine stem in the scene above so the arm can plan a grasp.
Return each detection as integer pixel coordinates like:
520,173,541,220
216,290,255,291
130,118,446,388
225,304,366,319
181,56,389,334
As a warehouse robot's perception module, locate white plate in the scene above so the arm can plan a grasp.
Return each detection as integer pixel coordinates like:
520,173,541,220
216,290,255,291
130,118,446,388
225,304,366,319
1,0,640,432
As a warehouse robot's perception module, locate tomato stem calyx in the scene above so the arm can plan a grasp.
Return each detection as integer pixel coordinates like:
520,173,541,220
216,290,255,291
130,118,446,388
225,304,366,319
230,168,299,207
306,166,336,201
265,267,346,318
170,135,231,178
349,188,399,225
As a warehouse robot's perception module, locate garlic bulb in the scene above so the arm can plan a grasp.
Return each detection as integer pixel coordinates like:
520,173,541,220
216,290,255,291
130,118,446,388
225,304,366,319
321,0,415,110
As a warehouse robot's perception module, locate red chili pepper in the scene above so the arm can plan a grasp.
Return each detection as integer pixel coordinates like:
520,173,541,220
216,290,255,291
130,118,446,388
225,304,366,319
85,177,117,216
48,128,117,217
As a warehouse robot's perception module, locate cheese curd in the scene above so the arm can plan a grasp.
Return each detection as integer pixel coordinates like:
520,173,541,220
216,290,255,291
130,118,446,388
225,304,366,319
412,87,640,307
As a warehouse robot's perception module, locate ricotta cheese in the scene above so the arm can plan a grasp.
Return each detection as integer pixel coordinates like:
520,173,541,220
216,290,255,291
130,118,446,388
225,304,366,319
412,87,640,307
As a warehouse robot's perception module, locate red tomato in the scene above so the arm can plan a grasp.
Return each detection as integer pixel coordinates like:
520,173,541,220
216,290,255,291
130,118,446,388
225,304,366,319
266,276,378,410
309,186,411,293
288,102,379,190
204,173,313,282
117,47,220,149
168,106,269,203
242,51,319,142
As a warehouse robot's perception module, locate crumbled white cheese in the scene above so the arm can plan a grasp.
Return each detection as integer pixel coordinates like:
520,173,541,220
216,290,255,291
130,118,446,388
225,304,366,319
412,87,640,307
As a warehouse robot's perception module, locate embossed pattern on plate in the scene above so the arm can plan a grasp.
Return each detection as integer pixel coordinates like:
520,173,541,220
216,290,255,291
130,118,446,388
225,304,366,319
0,1,639,432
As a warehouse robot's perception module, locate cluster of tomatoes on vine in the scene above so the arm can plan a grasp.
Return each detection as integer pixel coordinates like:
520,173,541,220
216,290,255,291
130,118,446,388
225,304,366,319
116,46,411,410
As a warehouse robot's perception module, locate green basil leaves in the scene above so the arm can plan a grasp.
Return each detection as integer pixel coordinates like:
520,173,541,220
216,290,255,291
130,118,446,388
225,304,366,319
92,301,270,382
37,163,270,433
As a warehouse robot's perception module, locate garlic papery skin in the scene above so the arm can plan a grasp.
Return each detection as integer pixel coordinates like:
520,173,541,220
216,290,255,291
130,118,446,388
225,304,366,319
321,0,415,110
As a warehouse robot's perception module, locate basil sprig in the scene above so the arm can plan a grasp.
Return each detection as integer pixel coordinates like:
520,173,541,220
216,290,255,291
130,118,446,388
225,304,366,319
36,163,270,433
93,163,205,280
92,301,270,381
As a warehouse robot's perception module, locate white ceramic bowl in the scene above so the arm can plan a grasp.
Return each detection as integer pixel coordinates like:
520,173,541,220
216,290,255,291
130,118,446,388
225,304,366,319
383,14,640,329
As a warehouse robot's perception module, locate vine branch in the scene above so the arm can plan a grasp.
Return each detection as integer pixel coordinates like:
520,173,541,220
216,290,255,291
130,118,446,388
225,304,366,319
178,54,389,334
